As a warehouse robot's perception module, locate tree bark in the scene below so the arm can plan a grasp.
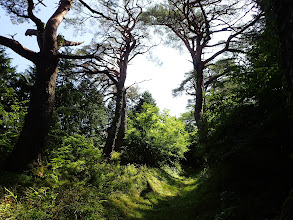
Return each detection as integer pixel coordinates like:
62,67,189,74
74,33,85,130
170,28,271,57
4,56,58,171
103,86,125,159
103,59,128,159
103,33,132,159
115,90,127,151
194,60,205,131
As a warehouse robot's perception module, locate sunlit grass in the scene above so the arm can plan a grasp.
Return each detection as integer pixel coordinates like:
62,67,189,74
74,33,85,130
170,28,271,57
108,166,200,219
0,162,202,220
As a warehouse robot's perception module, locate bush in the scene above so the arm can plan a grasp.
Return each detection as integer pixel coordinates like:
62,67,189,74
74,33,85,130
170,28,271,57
46,134,103,185
122,104,189,167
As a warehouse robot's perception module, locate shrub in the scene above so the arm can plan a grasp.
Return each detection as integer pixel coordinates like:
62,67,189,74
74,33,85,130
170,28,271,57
122,104,189,167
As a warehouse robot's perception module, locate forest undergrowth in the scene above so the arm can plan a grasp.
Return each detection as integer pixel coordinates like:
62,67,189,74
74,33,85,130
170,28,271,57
0,144,204,220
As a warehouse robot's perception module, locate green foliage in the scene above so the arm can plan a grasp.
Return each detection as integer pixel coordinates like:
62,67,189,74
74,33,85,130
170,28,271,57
49,58,109,147
132,90,157,114
0,48,30,162
0,2,292,220
180,12,293,220
123,104,189,167
202,25,286,158
48,134,103,184
0,130,195,220
0,87,28,161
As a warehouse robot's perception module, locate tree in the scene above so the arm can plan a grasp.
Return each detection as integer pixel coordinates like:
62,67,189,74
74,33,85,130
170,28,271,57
143,0,262,130
262,0,293,143
0,0,94,171
132,90,157,114
77,0,154,159
261,0,293,218
123,103,189,167
51,59,109,145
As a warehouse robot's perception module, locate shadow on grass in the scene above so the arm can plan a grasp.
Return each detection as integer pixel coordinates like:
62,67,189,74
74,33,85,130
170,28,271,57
107,148,293,220
106,167,222,220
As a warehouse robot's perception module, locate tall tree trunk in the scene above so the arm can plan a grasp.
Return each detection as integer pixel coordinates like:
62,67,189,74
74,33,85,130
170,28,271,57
115,90,127,151
193,41,206,133
194,61,205,131
0,0,75,172
4,56,58,171
103,44,129,159
103,86,125,159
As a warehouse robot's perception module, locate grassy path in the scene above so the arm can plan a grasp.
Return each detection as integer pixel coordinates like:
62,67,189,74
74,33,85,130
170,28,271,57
109,168,202,220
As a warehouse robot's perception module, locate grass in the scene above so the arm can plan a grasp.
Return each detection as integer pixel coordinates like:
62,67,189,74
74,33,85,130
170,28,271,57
0,164,203,220
108,167,200,220
1,160,287,219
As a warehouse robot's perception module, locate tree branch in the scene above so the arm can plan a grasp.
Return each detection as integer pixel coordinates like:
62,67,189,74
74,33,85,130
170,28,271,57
27,0,45,50
205,72,226,88
126,79,152,90
25,29,38,36
204,13,263,65
43,0,74,54
78,0,110,20
61,40,84,47
104,70,118,85
58,54,100,60
0,35,38,63
27,0,44,31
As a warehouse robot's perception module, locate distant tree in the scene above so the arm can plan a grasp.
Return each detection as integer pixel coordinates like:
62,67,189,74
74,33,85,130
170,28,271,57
0,0,95,171
126,85,141,111
77,0,155,159
51,61,109,145
133,90,157,114
143,0,262,131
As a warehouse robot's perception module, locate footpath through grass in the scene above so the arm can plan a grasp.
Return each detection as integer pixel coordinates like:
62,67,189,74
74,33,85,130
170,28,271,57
108,167,205,220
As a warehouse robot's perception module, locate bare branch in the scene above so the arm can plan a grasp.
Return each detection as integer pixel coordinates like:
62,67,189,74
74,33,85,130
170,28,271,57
104,70,118,85
0,35,38,63
58,53,100,60
204,13,263,65
27,0,44,31
61,40,84,47
25,29,38,36
126,79,152,90
78,0,111,20
199,1,211,46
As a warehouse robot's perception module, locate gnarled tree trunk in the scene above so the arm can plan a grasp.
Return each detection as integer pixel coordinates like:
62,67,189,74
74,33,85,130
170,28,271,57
4,56,59,171
1,0,75,172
